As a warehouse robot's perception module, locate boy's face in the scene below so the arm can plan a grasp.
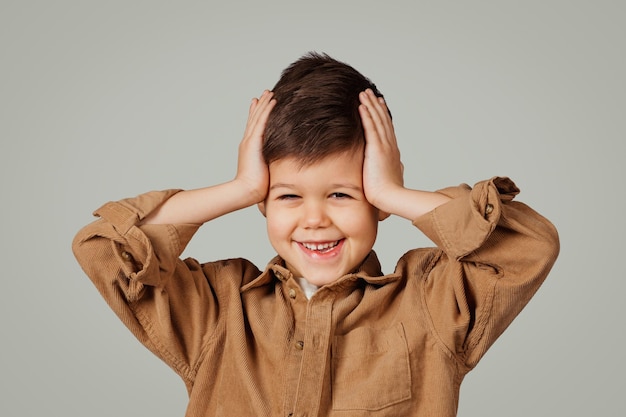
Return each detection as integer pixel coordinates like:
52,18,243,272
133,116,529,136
260,150,381,287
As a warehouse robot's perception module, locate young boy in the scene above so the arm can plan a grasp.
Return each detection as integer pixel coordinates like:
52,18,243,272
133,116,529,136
72,52,559,416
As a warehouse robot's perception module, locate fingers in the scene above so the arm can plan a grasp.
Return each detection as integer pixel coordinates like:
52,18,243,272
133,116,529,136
358,89,396,148
359,89,404,197
243,90,276,141
236,91,275,202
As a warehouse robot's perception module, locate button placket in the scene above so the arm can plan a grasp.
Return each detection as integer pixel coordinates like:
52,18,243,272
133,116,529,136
290,300,332,416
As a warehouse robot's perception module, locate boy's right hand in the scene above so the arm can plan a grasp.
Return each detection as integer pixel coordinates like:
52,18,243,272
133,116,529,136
141,91,275,226
235,90,276,205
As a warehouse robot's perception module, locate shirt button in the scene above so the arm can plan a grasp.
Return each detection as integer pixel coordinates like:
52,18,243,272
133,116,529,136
121,251,132,261
288,288,297,299
485,203,494,215
295,341,304,350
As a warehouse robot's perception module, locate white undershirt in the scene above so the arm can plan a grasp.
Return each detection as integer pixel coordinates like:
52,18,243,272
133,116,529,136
296,277,319,299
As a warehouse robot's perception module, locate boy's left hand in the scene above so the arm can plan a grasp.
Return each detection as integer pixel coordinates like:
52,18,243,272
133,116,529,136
359,89,404,212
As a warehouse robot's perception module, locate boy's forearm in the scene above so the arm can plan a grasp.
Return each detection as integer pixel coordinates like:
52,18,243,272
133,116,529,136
141,179,262,225
378,186,451,221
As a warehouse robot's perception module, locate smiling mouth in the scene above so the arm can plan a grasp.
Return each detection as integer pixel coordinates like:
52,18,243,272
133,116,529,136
300,240,342,253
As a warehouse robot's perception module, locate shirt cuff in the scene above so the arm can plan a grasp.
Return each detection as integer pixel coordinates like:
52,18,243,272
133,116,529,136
91,189,196,289
413,177,520,260
93,189,182,235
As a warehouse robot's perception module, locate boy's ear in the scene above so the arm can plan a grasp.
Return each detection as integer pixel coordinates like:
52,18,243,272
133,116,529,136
378,210,390,221
257,201,267,217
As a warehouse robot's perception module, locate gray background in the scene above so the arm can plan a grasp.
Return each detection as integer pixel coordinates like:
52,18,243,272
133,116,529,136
1,0,624,416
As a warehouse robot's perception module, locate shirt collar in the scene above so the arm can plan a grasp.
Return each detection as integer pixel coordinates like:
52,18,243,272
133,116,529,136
240,251,401,293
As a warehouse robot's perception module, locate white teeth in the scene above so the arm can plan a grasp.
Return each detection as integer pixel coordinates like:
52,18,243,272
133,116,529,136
302,240,340,251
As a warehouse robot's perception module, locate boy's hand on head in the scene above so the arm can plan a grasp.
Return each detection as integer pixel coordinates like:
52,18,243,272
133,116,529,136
359,89,451,221
359,89,405,212
235,90,276,205
140,91,276,226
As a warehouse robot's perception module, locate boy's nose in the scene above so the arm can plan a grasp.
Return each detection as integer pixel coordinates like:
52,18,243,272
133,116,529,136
302,202,330,228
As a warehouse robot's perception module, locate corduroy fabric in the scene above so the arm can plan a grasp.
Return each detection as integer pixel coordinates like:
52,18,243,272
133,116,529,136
72,177,559,417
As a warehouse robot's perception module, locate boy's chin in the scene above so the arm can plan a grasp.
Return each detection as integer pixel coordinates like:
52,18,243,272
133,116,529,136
294,266,356,287
283,263,338,287
301,275,341,287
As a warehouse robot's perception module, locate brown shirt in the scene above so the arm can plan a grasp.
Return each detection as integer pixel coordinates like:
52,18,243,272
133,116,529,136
72,177,559,417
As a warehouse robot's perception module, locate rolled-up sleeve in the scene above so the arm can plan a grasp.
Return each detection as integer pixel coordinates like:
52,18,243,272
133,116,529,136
72,190,216,385
413,177,559,368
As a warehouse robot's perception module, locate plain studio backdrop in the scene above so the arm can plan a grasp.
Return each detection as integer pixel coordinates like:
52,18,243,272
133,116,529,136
1,1,623,416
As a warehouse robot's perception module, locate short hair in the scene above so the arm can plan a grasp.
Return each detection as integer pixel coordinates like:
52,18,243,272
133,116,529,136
263,52,388,166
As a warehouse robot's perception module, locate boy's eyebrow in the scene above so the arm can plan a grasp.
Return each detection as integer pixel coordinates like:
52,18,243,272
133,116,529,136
269,183,363,191
331,183,363,192
269,183,296,191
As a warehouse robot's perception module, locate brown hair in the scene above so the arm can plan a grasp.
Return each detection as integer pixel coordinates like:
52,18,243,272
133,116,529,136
263,52,388,166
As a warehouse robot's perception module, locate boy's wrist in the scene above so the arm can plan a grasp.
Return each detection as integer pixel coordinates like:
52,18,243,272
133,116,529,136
374,187,451,221
229,178,267,207
368,185,405,215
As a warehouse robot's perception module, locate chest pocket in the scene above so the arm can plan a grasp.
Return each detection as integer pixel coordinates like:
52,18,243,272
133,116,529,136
331,323,411,411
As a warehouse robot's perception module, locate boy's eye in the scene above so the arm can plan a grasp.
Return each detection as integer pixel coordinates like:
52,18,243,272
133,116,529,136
330,192,351,199
278,194,300,200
